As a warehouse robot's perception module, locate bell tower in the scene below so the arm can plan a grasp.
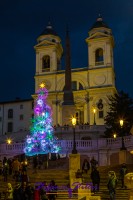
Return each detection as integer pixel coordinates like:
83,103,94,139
86,15,117,125
86,15,114,69
34,22,63,73
33,22,64,126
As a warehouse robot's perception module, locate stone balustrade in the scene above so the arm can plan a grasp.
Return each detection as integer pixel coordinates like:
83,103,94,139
53,125,105,132
0,135,133,166
0,135,132,154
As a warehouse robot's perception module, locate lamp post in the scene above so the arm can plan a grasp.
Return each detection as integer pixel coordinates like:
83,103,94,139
120,119,127,151
93,108,96,125
72,116,77,154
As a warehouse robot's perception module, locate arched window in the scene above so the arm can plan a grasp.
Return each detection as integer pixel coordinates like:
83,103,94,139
97,99,104,118
79,83,83,90
7,122,13,132
8,109,13,119
42,55,50,72
95,48,104,65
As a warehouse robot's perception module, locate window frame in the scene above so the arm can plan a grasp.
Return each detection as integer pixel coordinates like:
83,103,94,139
7,122,13,132
8,109,13,119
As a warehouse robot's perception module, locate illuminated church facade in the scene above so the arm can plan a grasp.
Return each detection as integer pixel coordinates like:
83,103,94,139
33,16,117,126
0,16,117,136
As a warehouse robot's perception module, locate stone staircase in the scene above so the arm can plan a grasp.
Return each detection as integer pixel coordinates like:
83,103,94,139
90,164,133,200
0,169,76,200
0,157,132,200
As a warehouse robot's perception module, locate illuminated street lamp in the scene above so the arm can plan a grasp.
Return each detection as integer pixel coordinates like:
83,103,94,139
113,133,117,139
72,116,77,154
120,119,123,127
93,108,96,125
120,119,127,151
6,138,12,145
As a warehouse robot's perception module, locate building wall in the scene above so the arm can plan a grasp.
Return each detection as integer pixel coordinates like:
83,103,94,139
0,99,33,135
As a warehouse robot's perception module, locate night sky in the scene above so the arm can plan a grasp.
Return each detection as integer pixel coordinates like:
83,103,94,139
0,0,133,102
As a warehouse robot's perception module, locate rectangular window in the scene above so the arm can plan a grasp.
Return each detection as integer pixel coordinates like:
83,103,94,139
7,122,13,132
20,104,23,109
99,111,104,118
72,81,77,90
0,117,2,122
20,114,24,120
8,109,13,119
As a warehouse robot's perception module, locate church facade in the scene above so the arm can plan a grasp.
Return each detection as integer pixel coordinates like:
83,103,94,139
33,16,117,126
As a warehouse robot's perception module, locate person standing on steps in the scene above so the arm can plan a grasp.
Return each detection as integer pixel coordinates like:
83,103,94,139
13,182,23,200
107,171,118,200
119,163,127,189
90,156,98,171
82,159,90,174
34,185,40,200
6,183,13,200
3,161,9,182
90,167,100,193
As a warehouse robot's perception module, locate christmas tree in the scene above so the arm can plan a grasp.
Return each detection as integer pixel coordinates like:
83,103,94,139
24,82,61,156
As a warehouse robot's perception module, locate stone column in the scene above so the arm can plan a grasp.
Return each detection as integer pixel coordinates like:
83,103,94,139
52,50,57,71
84,103,89,123
119,150,127,164
69,153,81,189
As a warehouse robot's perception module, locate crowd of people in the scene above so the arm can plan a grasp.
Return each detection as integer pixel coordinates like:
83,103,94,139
0,156,60,200
0,157,28,183
1,180,57,200
81,157,128,200
0,155,128,200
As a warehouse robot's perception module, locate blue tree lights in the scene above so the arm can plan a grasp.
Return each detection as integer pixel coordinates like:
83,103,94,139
24,83,61,156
